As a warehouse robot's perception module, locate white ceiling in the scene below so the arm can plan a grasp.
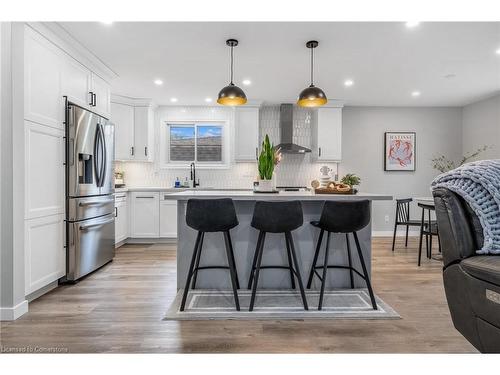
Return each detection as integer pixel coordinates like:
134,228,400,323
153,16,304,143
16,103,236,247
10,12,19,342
59,22,500,107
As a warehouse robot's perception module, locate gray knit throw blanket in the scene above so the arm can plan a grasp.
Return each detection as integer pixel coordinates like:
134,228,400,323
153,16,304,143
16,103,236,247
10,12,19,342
431,159,500,255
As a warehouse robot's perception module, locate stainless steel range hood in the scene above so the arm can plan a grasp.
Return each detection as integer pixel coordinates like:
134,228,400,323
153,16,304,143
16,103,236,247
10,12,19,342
275,103,311,154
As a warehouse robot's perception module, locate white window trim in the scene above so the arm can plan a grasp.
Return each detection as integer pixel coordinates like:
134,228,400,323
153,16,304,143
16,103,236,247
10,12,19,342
159,120,231,170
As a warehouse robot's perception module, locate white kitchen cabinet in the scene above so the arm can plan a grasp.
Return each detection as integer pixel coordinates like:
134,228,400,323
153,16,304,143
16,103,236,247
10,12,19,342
24,121,65,219
91,73,111,118
24,214,65,295
234,106,260,161
24,27,64,130
312,107,342,162
160,195,178,238
111,102,135,160
61,55,92,109
130,192,160,238
133,106,154,162
114,193,129,244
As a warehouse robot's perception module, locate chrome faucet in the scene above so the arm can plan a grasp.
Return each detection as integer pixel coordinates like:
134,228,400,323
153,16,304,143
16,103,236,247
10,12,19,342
190,162,200,188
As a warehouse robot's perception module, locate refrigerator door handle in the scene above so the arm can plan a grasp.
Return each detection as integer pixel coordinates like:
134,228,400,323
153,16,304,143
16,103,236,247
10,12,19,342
93,125,101,187
79,217,115,231
99,124,107,187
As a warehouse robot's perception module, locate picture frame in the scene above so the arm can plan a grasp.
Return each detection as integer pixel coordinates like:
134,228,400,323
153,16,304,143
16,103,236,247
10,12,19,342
384,132,416,171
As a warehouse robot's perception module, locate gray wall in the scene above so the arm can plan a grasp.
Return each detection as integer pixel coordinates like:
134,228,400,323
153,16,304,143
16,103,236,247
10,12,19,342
339,106,463,232
462,93,500,160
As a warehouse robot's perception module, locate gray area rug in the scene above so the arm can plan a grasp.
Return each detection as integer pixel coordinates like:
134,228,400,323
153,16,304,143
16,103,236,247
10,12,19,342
165,289,400,320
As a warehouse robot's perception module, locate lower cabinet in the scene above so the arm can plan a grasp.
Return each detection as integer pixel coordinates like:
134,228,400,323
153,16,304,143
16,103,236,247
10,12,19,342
114,193,129,244
160,198,178,238
24,214,65,295
130,192,160,238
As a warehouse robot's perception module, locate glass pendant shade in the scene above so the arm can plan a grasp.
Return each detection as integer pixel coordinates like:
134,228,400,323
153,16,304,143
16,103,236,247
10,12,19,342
297,40,328,108
218,39,247,106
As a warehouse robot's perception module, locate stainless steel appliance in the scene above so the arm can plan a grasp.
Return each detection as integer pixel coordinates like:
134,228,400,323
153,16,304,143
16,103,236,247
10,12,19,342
65,102,115,281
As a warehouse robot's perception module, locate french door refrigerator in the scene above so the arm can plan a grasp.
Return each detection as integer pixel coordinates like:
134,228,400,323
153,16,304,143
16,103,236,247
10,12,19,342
65,102,115,281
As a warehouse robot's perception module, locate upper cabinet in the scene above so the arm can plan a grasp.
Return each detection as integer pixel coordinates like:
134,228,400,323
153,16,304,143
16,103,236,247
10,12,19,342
111,96,155,162
25,26,112,123
234,106,260,162
91,73,111,118
312,107,343,162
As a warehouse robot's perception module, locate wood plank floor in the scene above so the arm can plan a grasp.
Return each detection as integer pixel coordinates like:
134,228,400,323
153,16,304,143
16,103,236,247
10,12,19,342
0,237,477,353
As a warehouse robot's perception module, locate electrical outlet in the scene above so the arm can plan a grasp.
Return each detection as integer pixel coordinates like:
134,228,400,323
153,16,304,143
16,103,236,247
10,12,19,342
384,215,390,223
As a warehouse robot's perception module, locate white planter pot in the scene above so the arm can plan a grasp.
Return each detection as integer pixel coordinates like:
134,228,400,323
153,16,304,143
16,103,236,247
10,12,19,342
257,179,274,192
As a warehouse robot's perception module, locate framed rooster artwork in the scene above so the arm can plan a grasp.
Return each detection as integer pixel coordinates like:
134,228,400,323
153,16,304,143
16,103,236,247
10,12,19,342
384,132,416,171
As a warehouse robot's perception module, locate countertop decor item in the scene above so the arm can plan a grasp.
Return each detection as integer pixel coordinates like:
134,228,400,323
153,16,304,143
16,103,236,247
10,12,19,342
256,135,281,192
384,132,416,171
340,173,361,187
217,39,247,106
297,40,328,107
431,145,490,173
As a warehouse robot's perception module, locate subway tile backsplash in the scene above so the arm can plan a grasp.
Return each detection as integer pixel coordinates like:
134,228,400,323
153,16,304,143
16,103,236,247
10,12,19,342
116,105,337,189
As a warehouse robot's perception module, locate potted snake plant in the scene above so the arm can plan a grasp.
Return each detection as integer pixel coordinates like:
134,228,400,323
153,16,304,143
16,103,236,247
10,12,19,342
256,134,281,192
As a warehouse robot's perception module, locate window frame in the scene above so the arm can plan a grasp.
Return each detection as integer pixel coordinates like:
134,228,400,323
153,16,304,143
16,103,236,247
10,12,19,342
160,120,230,169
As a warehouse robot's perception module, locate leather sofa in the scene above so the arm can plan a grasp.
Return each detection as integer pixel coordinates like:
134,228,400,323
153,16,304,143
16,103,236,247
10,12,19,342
433,187,500,353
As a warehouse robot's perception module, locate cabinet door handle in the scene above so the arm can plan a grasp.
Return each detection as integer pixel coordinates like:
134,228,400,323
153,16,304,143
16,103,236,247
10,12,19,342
136,196,155,199
319,147,322,157
115,207,118,217
131,146,134,156
255,147,258,160
145,146,148,156
88,91,94,106
93,93,97,107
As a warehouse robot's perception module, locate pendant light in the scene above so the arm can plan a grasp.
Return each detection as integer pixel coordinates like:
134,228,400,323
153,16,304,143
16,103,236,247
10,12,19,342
297,40,328,107
217,39,247,106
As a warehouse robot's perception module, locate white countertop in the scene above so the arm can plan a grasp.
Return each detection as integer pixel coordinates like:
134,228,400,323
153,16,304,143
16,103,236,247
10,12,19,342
163,190,393,201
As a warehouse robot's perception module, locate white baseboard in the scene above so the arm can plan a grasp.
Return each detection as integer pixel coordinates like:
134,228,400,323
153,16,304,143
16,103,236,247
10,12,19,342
0,299,28,321
372,230,420,237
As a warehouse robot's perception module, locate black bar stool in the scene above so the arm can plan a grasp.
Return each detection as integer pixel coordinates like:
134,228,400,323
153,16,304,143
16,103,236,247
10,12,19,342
248,200,308,311
180,198,240,311
307,200,377,310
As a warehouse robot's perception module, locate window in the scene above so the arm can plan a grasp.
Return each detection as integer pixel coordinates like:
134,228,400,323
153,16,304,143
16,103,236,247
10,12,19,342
162,122,228,168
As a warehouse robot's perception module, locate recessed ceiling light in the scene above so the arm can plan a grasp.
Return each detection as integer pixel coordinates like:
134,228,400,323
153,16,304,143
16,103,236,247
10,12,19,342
170,98,178,103
205,97,213,103
154,79,163,86
101,21,113,25
242,79,252,86
405,21,420,28
344,79,354,87
411,91,421,97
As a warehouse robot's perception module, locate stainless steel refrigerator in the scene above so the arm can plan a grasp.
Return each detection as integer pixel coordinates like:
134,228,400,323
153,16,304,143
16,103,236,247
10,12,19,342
65,102,115,281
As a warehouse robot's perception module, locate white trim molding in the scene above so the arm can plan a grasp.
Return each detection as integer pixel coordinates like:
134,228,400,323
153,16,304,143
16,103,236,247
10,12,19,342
0,300,28,321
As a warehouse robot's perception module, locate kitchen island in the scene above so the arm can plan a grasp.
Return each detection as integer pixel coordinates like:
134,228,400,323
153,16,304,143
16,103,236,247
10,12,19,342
165,190,393,290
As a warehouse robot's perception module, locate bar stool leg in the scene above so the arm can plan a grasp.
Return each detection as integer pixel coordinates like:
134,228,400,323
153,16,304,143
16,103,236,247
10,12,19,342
223,231,240,311
180,231,203,311
191,232,205,289
353,232,377,310
318,231,331,311
248,231,264,290
345,233,355,289
249,232,266,311
307,229,324,289
284,233,296,289
225,230,240,289
286,232,308,310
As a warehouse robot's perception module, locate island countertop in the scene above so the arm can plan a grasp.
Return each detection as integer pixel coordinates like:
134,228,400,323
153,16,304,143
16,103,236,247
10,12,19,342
164,190,393,201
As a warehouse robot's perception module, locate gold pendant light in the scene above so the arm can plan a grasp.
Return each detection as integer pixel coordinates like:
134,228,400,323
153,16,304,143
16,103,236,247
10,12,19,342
217,39,247,106
297,40,328,107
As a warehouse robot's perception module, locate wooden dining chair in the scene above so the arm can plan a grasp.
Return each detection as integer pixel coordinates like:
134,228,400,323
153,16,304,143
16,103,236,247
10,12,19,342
392,198,423,251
